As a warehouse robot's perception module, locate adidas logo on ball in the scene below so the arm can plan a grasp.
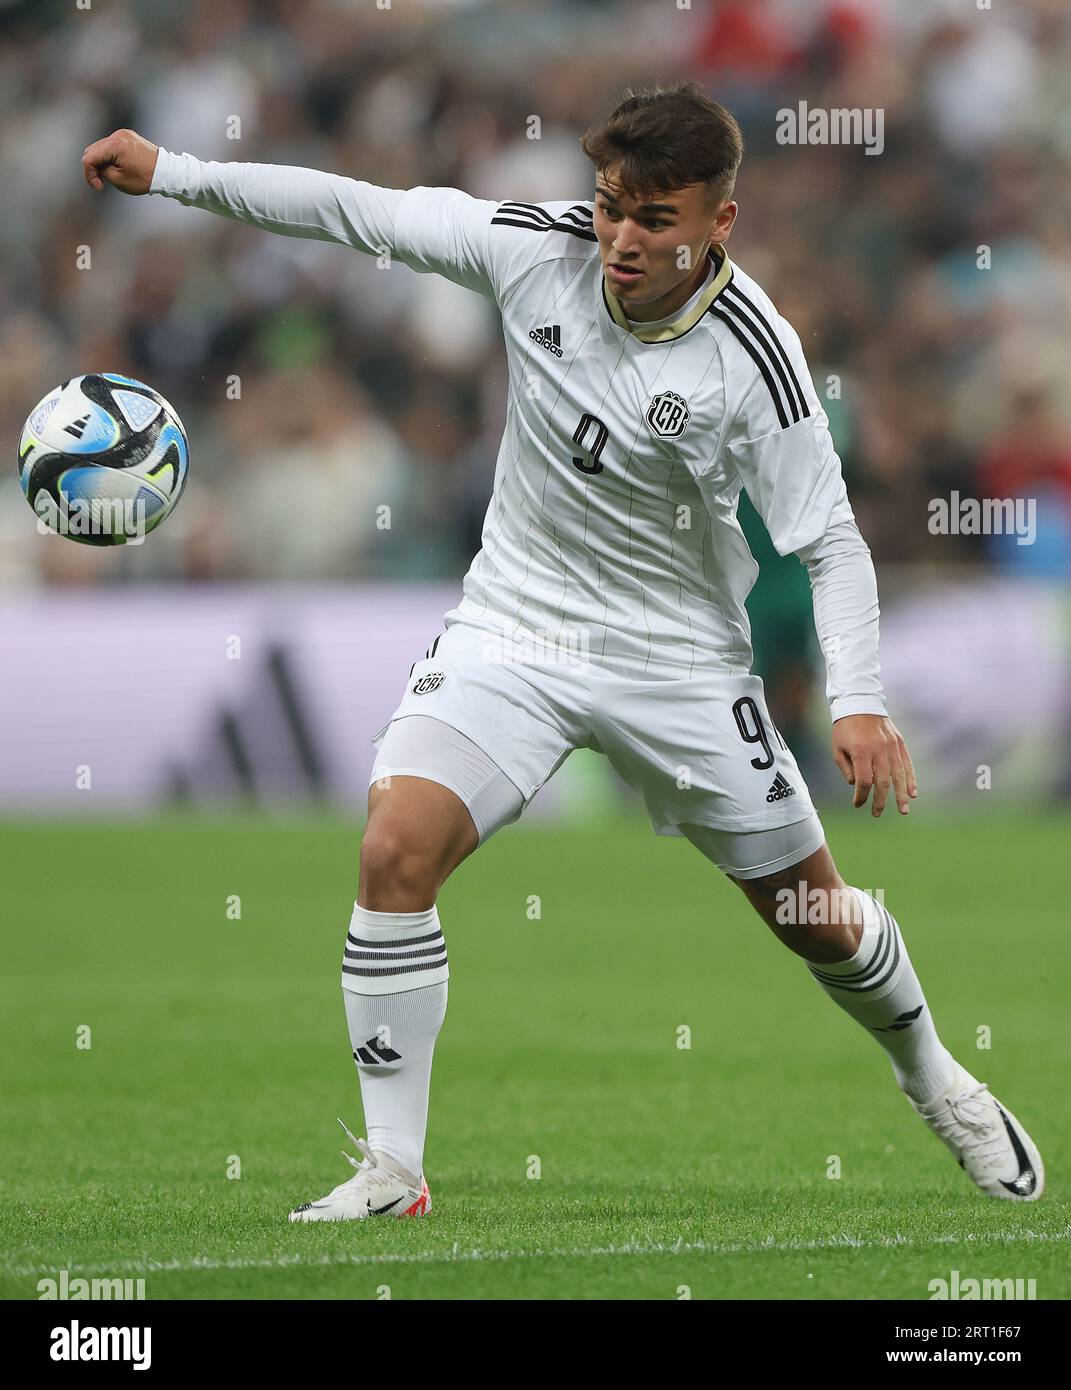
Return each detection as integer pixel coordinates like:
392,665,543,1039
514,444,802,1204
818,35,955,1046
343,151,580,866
412,672,445,695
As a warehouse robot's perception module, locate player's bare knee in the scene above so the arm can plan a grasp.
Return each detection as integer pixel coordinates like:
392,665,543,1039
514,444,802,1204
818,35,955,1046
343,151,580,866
778,914,860,964
732,866,862,961
358,827,441,911
778,882,863,960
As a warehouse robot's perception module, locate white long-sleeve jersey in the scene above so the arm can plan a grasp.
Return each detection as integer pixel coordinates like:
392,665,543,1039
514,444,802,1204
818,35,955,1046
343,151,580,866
150,148,887,721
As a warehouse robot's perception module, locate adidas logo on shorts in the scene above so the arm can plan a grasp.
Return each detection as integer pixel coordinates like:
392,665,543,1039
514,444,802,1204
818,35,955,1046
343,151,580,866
766,772,796,802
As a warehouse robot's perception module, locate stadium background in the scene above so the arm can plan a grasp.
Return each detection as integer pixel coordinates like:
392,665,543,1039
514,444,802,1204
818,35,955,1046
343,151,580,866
2,0,1069,1303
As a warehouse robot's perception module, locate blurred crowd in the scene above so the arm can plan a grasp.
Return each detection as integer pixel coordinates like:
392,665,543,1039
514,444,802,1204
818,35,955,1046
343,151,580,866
1,0,1070,588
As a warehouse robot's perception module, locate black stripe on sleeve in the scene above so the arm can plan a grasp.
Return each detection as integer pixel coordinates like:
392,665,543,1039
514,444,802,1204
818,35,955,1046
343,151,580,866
718,298,802,425
498,201,592,224
491,208,597,242
498,201,555,223
723,282,810,420
708,306,791,429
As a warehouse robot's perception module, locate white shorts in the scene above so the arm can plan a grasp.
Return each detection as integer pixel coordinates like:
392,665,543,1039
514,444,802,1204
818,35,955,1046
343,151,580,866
369,619,825,876
370,714,526,843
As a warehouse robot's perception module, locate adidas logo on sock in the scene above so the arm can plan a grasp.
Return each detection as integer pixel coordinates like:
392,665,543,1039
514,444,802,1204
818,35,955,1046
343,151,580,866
528,324,563,356
353,1035,402,1065
873,1004,925,1033
766,772,797,802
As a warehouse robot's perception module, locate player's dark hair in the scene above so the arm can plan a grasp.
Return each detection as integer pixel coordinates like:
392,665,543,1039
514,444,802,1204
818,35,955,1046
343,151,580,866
580,81,744,206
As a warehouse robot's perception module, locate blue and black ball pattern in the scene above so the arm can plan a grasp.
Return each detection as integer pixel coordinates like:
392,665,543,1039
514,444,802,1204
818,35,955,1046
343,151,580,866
18,372,189,547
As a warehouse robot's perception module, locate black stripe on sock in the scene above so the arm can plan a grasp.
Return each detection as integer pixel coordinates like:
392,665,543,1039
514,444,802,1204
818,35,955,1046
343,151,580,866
346,928,443,949
343,958,449,979
810,909,902,993
343,944,447,963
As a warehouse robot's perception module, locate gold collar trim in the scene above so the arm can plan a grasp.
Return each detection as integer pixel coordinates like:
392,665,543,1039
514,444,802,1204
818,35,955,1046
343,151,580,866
603,244,734,343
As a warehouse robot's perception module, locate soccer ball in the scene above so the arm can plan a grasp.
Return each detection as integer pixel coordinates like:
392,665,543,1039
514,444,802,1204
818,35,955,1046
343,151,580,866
17,372,189,546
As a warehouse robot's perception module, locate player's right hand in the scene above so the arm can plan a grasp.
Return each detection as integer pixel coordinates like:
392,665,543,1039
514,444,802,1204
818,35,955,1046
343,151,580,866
82,129,159,196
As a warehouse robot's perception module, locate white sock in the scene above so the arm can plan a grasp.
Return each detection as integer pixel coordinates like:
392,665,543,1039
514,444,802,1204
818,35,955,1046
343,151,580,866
340,903,448,1178
806,888,955,1104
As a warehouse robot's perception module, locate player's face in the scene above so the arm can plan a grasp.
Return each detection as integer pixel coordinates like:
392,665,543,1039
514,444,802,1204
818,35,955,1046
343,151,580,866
594,168,737,322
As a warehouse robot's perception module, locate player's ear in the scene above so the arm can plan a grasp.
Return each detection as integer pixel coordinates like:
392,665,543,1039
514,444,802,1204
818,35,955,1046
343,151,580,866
708,199,737,246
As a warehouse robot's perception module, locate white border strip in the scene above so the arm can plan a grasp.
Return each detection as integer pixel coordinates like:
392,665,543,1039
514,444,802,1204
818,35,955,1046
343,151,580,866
5,1228,1069,1281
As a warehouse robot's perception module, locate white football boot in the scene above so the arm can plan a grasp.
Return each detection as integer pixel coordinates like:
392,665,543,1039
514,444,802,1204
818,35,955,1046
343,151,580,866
289,1119,431,1223
908,1062,1043,1201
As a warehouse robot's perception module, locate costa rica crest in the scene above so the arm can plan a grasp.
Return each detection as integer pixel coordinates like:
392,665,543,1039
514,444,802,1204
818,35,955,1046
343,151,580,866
646,390,690,438
412,671,445,695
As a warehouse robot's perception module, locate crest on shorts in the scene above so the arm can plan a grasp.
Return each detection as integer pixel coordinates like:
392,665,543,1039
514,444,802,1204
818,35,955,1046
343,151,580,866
412,671,445,695
646,390,690,439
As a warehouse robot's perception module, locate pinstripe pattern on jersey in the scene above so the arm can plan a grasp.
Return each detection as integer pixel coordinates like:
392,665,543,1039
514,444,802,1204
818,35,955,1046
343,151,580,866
507,257,599,640
449,228,832,685
491,201,597,243
708,283,811,430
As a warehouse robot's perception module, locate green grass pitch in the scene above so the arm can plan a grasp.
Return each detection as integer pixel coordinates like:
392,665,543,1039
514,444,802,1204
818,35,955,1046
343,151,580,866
1,808,1067,1300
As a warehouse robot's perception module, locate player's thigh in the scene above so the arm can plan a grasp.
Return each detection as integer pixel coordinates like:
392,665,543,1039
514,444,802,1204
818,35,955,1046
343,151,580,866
364,775,479,887
360,714,526,902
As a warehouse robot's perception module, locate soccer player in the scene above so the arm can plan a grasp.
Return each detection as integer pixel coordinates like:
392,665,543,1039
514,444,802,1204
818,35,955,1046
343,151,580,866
83,83,1043,1219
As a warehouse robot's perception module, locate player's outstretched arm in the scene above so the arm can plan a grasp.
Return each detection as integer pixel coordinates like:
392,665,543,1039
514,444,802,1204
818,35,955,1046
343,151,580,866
81,131,528,302
83,129,159,195
82,127,406,258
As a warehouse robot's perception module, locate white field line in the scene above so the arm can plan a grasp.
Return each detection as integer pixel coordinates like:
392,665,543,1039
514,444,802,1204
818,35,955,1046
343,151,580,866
4,1228,1069,1281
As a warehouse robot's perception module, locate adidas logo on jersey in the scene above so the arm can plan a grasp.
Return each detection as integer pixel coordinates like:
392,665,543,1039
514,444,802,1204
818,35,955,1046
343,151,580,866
766,772,796,802
529,324,563,356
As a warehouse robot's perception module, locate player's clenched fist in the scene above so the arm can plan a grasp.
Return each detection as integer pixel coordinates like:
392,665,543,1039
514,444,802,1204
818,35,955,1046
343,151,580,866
82,129,159,195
